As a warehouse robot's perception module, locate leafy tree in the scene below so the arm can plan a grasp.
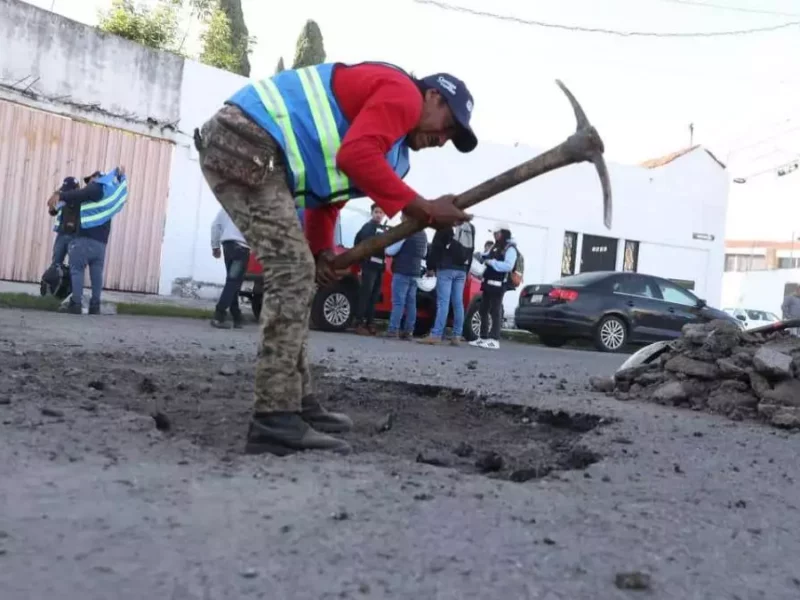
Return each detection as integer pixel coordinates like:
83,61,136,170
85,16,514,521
275,57,286,73
98,0,255,77
291,20,326,69
199,5,250,74
216,0,252,76
97,0,182,53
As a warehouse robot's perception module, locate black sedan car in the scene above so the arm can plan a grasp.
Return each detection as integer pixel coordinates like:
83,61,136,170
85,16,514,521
514,271,740,352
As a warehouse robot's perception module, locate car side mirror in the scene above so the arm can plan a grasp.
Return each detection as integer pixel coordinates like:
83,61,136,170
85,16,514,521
736,314,746,321
696,298,707,309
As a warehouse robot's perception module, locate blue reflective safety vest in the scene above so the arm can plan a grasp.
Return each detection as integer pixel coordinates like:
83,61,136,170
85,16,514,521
79,169,129,229
227,62,412,210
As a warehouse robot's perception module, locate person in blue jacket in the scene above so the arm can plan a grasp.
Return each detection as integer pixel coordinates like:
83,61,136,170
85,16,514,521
47,167,128,314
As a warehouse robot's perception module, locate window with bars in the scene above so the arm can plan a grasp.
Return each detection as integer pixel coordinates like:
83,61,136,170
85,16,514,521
561,231,578,276
623,240,640,272
724,254,767,272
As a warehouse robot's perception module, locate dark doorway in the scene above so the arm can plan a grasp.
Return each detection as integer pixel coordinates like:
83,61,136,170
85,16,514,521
580,234,618,273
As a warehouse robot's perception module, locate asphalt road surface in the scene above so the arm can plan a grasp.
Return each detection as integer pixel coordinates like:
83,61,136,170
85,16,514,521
1,309,799,600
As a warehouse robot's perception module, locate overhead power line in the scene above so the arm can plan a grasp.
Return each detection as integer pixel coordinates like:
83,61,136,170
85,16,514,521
413,0,800,37
727,124,800,156
656,0,800,18
733,157,800,182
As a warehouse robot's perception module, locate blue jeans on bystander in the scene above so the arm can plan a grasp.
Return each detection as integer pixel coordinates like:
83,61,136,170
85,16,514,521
51,232,74,266
68,237,107,311
430,269,467,339
387,273,417,334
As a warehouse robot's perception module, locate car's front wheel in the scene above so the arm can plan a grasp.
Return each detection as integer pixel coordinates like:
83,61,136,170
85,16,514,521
311,283,355,332
593,315,628,352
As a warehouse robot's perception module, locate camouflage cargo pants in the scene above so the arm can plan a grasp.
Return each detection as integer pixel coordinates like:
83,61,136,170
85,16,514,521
195,104,315,413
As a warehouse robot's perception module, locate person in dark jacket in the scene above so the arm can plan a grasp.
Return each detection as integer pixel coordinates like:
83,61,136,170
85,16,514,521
352,204,387,335
384,214,428,339
470,223,517,350
47,168,127,315
48,176,81,266
419,221,475,345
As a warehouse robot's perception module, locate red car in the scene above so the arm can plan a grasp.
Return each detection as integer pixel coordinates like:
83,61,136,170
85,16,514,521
240,247,489,340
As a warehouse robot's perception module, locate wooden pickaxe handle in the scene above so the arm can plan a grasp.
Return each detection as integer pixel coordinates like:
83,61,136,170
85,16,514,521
331,80,612,271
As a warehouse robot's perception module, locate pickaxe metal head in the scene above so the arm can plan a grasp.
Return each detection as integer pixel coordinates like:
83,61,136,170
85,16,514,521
555,79,612,229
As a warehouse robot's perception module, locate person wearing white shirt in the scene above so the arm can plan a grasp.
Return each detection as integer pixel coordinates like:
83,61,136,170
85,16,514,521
210,207,251,329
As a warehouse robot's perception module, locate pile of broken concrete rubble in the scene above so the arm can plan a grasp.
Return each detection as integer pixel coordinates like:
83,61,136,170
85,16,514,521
591,320,800,429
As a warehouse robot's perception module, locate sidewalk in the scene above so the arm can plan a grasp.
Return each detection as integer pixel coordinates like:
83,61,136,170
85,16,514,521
0,280,220,315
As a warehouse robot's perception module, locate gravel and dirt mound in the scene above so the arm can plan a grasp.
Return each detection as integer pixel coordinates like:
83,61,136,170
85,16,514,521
0,349,610,482
592,320,800,429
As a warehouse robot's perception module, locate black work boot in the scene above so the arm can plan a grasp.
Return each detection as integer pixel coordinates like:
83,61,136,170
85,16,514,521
301,394,354,434
245,412,351,456
88,303,101,315
67,302,82,315
231,313,244,329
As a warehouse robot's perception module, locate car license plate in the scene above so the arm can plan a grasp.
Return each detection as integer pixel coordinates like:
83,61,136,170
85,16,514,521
241,281,254,293
529,294,543,304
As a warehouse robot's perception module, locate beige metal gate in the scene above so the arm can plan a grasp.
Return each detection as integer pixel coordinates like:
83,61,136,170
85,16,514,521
0,99,173,293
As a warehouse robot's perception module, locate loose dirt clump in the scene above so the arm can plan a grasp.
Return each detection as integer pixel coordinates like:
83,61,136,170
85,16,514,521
594,320,800,429
0,349,608,481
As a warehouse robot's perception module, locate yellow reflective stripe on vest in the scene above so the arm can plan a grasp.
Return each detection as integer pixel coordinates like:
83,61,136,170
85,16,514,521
296,68,350,196
80,180,128,224
253,78,307,203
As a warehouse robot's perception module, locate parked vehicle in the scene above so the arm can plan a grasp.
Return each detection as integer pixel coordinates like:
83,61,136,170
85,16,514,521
514,271,739,352
241,246,492,340
722,307,779,330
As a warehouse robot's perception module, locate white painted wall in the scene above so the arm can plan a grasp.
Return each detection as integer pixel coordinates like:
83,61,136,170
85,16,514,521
158,59,251,295
0,0,182,137
722,269,800,317
637,243,710,295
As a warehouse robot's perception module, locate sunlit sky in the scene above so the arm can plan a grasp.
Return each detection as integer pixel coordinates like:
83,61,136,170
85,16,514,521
24,0,800,241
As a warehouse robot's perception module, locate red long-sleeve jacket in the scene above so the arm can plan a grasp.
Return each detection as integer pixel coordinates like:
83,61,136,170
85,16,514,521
303,64,423,256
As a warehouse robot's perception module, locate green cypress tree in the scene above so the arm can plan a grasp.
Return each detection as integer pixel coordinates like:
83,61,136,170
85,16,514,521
291,19,326,69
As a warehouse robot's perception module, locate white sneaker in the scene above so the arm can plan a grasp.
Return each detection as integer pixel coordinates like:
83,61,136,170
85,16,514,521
469,338,484,347
482,339,500,350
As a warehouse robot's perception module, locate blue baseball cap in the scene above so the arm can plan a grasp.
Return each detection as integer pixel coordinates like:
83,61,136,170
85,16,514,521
420,73,477,153
60,176,79,191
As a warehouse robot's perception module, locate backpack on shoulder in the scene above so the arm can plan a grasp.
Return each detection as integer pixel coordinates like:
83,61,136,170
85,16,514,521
448,222,475,267
508,250,525,289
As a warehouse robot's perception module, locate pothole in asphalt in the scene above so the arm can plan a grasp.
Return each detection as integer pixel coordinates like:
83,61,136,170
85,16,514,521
324,377,612,482
0,352,613,482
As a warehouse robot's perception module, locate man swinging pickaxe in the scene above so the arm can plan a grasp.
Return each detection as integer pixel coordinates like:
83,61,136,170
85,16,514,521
196,62,610,457
333,79,612,269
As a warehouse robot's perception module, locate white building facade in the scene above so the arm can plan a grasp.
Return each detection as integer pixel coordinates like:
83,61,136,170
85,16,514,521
0,0,729,312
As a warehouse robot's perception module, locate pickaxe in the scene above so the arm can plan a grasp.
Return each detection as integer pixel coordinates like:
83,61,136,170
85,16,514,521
331,80,612,270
